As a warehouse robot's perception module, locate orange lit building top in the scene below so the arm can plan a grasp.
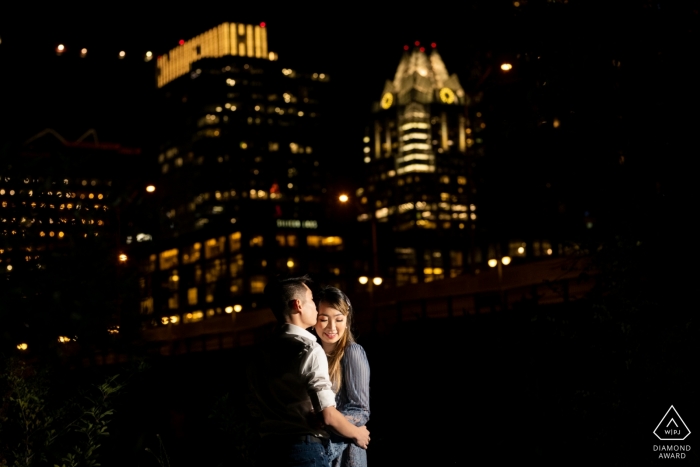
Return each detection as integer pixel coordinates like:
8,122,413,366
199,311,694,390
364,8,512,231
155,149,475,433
156,23,274,88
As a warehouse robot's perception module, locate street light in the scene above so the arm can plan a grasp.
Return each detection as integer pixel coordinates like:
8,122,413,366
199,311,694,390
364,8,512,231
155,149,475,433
488,256,511,309
339,193,379,281
119,253,127,262
146,185,156,193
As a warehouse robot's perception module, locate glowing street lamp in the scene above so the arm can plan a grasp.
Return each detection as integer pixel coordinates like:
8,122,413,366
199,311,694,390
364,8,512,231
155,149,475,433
17,343,28,351
118,254,127,262
358,276,369,285
146,185,156,193
340,195,379,281
372,277,383,286
488,256,511,308
501,63,513,71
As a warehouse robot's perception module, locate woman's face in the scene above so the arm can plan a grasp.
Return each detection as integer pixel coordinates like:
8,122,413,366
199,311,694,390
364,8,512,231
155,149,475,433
315,302,347,348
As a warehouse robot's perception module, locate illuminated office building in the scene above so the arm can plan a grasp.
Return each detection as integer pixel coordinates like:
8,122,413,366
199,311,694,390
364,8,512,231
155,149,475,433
357,44,480,286
140,23,346,331
0,131,143,273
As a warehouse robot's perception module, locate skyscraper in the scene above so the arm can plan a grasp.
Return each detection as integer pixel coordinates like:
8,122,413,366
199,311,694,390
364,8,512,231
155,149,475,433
139,23,348,338
357,44,479,286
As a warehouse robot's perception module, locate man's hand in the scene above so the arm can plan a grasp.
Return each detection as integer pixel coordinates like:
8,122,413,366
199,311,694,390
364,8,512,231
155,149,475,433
353,425,370,450
321,406,371,449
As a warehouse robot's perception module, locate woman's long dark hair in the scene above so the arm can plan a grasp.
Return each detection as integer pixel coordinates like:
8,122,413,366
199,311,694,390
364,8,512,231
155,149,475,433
316,286,355,392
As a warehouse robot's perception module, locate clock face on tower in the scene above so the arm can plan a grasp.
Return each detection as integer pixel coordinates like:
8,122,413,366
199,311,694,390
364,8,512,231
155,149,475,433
439,87,456,104
380,92,394,109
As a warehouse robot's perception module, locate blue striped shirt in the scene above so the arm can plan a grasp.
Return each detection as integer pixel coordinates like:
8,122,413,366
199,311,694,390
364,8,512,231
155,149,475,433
331,342,370,467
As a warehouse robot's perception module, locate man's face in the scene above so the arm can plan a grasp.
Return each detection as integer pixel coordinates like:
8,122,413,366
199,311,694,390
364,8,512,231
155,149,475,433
299,284,318,329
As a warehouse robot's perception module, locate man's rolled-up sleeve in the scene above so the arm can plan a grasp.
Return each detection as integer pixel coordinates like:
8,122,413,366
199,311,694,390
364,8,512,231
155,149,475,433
304,345,336,412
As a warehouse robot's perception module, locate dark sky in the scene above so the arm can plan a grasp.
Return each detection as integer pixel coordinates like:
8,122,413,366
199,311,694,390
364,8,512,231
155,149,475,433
2,2,697,140
0,2,619,143
1,1,698,214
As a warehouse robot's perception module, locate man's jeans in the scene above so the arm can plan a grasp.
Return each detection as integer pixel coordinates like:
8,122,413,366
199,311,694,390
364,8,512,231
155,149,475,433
257,435,330,467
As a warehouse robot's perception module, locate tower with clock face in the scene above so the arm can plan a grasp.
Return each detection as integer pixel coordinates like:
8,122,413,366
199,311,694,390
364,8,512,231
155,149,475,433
357,44,479,287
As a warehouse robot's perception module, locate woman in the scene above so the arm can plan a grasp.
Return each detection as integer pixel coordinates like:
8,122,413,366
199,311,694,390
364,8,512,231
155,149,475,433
314,286,370,467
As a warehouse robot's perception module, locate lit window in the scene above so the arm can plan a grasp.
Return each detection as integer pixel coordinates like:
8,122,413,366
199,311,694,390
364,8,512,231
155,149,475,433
250,235,264,247
182,242,201,264
141,297,154,315
206,259,225,283
205,237,226,259
230,232,241,252
168,293,179,309
250,275,267,294
159,248,179,270
183,311,204,323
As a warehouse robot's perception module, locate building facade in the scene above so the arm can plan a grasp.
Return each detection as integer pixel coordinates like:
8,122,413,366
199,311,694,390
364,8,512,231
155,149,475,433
356,45,481,287
140,23,348,332
0,130,145,351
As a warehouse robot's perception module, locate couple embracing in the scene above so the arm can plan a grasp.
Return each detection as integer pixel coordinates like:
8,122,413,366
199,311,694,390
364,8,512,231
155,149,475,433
248,275,371,467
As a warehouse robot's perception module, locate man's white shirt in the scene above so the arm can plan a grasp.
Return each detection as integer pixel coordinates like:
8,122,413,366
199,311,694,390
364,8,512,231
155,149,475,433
250,323,336,437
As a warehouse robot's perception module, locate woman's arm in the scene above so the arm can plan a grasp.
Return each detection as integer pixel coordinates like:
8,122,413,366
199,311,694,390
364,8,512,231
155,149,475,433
340,344,370,427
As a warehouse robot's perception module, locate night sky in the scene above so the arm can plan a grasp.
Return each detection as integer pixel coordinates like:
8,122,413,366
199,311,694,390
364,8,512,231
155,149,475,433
2,1,698,274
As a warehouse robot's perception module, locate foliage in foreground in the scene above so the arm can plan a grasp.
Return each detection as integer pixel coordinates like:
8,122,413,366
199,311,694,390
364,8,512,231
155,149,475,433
0,358,125,467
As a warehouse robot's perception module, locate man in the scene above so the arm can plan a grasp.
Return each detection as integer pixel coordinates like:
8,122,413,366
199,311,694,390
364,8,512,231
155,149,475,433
248,275,370,467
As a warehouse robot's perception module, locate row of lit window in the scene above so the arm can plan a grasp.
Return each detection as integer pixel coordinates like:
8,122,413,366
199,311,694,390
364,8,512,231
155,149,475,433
393,220,469,230
2,202,106,211
2,216,103,225
0,189,105,199
2,230,99,237
153,304,244,325
0,179,104,187
187,185,310,207
154,234,343,271
376,201,475,214
375,206,477,220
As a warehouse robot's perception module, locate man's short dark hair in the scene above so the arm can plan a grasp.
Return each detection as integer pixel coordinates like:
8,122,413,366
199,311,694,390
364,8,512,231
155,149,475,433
263,274,313,323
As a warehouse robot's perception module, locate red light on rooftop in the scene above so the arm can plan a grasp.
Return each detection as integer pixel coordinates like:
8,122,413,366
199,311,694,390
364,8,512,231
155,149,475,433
414,41,420,46
404,45,409,51
260,22,266,28
431,42,437,48
420,47,425,52
178,39,185,46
